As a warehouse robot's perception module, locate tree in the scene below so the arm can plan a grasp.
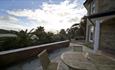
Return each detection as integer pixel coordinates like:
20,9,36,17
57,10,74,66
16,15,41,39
45,32,54,43
66,23,79,39
59,29,67,40
77,16,87,38
1,29,34,50
80,16,87,36
15,29,34,47
0,26,71,51
33,26,47,44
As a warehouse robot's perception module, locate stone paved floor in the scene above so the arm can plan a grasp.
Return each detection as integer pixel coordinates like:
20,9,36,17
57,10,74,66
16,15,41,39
6,43,77,70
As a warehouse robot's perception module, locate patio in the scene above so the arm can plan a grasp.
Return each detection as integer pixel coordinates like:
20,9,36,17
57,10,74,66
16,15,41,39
6,43,74,70
6,41,115,70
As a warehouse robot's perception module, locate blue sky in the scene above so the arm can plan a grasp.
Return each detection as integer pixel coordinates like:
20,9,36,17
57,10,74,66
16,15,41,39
0,0,87,32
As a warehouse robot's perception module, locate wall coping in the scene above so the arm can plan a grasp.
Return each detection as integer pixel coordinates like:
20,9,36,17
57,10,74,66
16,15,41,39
0,40,69,55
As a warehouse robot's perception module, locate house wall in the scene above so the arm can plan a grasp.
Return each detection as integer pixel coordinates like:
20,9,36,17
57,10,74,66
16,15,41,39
97,0,115,13
85,0,98,46
84,0,115,52
100,18,115,54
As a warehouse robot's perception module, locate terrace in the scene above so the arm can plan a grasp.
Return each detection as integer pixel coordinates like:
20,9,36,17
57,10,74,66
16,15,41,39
0,40,114,70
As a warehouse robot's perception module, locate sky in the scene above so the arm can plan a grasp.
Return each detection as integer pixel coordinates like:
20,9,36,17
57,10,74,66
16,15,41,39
0,0,87,32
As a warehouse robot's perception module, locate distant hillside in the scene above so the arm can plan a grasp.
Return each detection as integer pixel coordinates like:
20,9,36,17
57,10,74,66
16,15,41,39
0,29,17,34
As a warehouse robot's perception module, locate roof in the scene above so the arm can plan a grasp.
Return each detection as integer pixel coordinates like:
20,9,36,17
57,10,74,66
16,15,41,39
84,0,92,6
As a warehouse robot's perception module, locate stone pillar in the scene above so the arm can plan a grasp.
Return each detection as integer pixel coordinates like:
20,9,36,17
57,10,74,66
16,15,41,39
85,19,90,42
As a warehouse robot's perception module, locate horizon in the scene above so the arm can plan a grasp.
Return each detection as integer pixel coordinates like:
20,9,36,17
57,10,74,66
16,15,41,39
0,0,87,33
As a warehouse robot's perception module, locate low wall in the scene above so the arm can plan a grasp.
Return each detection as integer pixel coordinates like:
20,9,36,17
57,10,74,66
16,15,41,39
0,40,70,68
83,45,94,53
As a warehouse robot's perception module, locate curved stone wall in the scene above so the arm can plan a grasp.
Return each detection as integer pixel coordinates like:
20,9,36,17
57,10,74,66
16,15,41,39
0,40,70,68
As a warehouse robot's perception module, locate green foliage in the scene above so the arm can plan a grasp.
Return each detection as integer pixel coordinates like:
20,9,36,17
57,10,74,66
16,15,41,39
66,24,79,39
33,26,48,44
15,29,34,47
59,29,67,40
1,37,17,51
84,42,94,49
66,16,87,40
0,26,68,51
45,32,54,43
0,29,34,51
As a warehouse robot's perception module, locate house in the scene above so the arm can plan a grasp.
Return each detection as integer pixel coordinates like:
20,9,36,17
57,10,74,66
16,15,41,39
84,0,115,54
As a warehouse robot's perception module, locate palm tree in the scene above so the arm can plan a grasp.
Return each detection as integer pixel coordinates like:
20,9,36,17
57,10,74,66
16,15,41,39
66,23,79,39
33,26,47,44
59,29,67,40
77,16,87,38
79,16,87,36
1,29,35,51
45,32,54,43
15,29,34,47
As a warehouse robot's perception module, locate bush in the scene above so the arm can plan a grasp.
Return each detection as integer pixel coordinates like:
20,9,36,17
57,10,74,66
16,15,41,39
0,26,68,51
84,42,94,49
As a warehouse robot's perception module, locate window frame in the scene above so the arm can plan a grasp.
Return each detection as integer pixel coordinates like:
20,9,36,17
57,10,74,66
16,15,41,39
89,25,94,42
91,0,96,14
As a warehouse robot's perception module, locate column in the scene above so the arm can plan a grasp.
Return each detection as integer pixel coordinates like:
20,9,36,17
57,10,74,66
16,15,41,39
94,20,100,53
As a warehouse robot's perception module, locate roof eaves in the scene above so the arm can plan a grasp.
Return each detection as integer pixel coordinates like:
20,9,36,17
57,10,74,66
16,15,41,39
83,0,92,6
86,10,115,19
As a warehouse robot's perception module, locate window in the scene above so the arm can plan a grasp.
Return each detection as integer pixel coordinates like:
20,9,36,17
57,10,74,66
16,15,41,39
89,25,94,42
91,0,96,14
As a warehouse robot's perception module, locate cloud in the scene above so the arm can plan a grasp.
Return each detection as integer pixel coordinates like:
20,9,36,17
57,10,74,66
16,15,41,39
7,0,87,32
0,16,32,31
0,16,22,30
